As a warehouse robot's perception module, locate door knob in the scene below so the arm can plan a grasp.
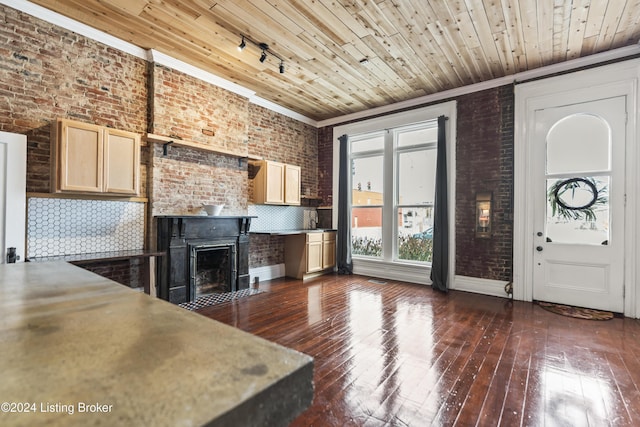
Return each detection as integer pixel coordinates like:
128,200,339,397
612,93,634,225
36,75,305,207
536,246,543,252
537,232,543,237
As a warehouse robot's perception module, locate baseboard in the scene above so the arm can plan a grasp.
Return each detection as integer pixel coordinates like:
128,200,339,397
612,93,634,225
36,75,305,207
453,275,510,299
249,264,285,283
353,259,431,285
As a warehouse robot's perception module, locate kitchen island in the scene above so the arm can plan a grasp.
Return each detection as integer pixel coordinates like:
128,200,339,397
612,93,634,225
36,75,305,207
0,262,313,426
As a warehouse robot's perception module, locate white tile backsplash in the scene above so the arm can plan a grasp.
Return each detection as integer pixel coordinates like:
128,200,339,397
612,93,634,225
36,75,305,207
248,205,314,231
27,197,145,258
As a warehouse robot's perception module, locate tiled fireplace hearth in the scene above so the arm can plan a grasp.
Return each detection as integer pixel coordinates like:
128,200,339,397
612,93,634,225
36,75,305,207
156,216,253,304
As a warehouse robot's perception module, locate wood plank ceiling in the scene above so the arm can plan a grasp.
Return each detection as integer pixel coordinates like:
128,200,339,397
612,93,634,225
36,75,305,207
28,0,640,121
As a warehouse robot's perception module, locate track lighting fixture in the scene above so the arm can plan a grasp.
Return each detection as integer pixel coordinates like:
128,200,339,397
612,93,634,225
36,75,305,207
237,35,285,74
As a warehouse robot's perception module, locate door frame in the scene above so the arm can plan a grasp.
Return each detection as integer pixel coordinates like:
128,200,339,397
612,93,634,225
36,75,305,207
0,131,27,263
514,59,640,317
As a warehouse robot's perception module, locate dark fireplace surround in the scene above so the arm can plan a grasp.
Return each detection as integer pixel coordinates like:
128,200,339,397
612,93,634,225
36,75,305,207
156,216,253,304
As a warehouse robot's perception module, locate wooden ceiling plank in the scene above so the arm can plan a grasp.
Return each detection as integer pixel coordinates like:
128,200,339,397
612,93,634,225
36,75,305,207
612,0,640,45
462,0,504,78
501,0,528,72
516,0,543,69
583,0,608,40
318,0,374,40
566,0,591,60
593,0,628,52
535,0,555,66
551,0,572,63
343,0,399,40
385,2,463,89
423,0,486,83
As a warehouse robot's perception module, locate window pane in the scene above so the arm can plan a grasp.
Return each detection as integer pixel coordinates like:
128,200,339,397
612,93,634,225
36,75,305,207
397,126,437,148
398,149,436,205
352,155,383,206
351,134,384,153
397,207,433,262
351,207,382,258
546,113,610,174
546,176,609,245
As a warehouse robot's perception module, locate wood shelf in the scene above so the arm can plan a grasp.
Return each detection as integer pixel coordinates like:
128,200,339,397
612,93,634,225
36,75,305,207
146,133,262,160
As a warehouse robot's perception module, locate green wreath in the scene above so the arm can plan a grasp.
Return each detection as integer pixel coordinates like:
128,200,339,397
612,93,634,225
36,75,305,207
547,177,608,222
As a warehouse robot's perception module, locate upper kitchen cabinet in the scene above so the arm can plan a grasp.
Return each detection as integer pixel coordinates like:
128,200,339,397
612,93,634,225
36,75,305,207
51,119,140,196
284,164,301,205
251,160,300,205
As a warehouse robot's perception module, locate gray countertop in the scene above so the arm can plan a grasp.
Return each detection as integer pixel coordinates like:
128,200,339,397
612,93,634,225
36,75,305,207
0,262,313,426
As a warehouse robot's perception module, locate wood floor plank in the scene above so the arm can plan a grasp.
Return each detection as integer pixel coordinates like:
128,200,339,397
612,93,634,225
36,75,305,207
195,274,640,426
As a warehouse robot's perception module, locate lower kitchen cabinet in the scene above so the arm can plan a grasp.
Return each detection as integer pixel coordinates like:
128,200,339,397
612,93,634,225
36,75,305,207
284,231,336,279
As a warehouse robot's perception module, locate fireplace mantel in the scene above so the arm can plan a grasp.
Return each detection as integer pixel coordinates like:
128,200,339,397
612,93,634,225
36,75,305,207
156,216,255,304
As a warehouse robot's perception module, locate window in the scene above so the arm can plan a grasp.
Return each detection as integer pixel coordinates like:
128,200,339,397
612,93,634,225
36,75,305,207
395,124,438,262
349,122,438,264
333,101,455,280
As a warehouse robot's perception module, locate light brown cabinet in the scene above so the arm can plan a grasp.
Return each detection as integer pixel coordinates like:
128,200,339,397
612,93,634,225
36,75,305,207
251,160,301,205
322,232,336,270
51,119,140,196
285,231,336,279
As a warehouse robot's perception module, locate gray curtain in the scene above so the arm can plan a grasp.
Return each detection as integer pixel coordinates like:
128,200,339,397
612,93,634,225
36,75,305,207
337,134,353,274
430,115,449,292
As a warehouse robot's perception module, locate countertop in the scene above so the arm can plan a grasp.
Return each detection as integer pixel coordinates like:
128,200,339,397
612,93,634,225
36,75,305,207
26,249,165,263
251,228,337,235
0,262,313,426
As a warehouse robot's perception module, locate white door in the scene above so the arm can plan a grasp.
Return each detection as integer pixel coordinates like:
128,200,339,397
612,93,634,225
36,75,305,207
0,131,27,264
532,97,626,312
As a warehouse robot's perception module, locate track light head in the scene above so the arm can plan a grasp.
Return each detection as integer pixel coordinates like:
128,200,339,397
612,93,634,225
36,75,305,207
259,50,267,63
279,61,285,74
238,36,246,52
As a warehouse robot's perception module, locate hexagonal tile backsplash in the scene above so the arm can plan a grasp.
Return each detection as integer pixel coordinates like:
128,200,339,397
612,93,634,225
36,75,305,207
27,197,145,258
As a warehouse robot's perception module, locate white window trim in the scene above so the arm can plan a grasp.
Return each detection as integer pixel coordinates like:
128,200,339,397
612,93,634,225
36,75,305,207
332,101,457,287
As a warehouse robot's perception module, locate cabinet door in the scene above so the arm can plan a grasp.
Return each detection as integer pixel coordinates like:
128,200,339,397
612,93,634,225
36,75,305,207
306,233,323,273
322,232,336,269
104,128,140,195
57,120,103,193
265,161,285,204
284,164,301,205
307,241,323,273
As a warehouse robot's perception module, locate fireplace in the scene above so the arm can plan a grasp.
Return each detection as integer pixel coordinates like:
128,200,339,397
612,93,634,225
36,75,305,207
156,216,253,304
190,239,236,299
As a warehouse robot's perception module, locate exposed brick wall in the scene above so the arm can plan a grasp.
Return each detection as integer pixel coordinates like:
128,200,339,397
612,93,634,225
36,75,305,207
248,104,318,195
72,258,143,288
455,86,514,281
317,126,333,207
317,87,514,282
149,63,249,154
0,5,148,193
149,144,248,217
249,234,285,268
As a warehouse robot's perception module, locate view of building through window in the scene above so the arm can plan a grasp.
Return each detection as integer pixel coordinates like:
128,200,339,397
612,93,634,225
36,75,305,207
350,122,438,263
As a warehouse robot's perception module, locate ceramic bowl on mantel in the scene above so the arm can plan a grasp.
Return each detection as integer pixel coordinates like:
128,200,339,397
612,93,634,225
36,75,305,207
202,204,224,216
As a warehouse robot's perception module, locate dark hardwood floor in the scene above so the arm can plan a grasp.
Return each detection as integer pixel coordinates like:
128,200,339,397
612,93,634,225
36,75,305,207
196,274,640,426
